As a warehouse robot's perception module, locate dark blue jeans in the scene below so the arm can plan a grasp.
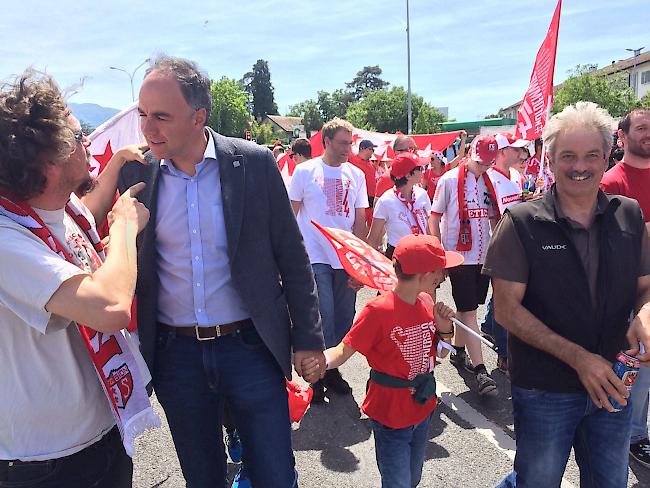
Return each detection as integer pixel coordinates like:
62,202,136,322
497,385,632,488
312,264,357,348
370,414,432,488
0,427,131,488
153,326,297,488
480,298,508,358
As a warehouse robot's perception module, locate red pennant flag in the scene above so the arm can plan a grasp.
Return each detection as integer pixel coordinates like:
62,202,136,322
312,221,397,291
515,0,562,141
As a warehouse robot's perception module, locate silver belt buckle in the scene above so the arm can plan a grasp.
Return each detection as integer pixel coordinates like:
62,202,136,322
195,325,220,341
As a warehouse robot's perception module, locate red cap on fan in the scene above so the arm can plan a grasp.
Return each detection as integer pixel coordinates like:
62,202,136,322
393,234,464,274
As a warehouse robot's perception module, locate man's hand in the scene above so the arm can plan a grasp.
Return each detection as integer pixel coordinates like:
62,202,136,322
294,350,325,383
114,143,149,166
348,277,364,291
107,182,149,233
573,350,628,412
626,309,650,364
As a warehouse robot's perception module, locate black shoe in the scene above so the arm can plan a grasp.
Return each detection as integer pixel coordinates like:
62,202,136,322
311,380,326,404
323,368,353,395
450,349,474,373
630,439,650,467
476,371,498,396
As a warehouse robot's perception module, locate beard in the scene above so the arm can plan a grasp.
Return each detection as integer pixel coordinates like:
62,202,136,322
75,175,97,197
626,137,650,159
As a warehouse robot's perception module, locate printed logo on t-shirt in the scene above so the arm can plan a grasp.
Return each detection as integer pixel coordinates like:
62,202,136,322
501,194,521,205
67,232,102,272
323,177,351,218
389,322,434,380
467,208,489,219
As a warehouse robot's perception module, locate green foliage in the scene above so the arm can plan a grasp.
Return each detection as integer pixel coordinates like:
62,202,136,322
208,77,250,137
80,120,95,135
346,66,390,101
287,100,322,137
553,64,640,117
242,59,278,120
345,86,445,134
641,92,650,109
251,120,275,145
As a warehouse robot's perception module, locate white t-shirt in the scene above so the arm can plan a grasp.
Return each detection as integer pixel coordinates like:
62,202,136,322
373,186,432,247
0,194,115,461
487,167,522,216
431,166,497,265
289,157,369,268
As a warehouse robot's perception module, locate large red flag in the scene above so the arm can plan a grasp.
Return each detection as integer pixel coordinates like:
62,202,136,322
515,0,562,141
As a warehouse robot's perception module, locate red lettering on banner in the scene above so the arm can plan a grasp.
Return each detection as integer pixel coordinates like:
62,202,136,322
502,194,522,205
86,329,123,371
467,208,489,219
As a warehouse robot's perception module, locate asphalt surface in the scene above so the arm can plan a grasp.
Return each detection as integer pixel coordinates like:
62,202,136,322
133,284,650,487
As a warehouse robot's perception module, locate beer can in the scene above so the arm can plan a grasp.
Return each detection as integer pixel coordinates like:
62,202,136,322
610,351,640,412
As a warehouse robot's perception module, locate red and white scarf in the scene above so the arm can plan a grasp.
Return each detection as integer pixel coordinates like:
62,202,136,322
456,162,498,252
0,191,159,457
393,187,428,235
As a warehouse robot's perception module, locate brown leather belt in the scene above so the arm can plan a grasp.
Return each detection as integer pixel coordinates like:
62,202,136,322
159,319,251,341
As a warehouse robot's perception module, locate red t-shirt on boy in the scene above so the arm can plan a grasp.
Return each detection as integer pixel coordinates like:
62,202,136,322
343,291,440,429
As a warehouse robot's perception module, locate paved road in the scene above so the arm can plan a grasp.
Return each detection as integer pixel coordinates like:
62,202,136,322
133,283,650,487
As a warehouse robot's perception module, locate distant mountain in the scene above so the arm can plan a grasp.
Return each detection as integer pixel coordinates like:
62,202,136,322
68,102,119,130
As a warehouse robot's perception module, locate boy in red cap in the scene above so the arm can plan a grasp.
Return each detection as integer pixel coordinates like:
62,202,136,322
303,234,462,487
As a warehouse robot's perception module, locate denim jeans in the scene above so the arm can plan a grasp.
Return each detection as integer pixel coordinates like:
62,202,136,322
153,325,297,488
370,414,432,488
497,385,632,488
629,365,650,443
312,264,357,348
0,427,131,488
480,298,508,358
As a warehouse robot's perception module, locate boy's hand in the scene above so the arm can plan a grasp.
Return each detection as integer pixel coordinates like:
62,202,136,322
434,302,455,332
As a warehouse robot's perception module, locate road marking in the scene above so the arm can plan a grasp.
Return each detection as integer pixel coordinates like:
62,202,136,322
436,381,576,488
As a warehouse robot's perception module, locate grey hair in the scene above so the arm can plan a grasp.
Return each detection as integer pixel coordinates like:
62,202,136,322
542,101,614,160
145,55,212,122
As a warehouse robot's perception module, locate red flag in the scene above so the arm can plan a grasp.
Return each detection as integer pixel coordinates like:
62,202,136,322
515,0,562,141
311,221,397,291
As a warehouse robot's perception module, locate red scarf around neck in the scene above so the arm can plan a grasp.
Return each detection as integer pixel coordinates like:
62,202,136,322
0,191,159,457
456,162,498,252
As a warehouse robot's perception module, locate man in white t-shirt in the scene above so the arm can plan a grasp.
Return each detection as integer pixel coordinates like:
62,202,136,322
431,135,499,396
0,70,149,487
289,118,369,402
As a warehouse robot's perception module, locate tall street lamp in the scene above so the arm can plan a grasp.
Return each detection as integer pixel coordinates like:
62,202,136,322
626,47,644,98
110,58,151,102
406,0,412,134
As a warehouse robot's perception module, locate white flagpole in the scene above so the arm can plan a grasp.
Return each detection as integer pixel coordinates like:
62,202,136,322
451,318,498,352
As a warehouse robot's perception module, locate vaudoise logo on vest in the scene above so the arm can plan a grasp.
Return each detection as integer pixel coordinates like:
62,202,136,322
542,244,567,250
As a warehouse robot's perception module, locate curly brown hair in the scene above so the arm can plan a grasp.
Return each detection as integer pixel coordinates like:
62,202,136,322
0,69,75,200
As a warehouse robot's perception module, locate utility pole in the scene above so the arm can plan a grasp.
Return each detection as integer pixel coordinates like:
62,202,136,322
406,0,412,134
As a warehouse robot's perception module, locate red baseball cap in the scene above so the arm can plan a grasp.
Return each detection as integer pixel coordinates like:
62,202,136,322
390,152,420,178
495,132,529,150
469,135,498,164
393,234,464,274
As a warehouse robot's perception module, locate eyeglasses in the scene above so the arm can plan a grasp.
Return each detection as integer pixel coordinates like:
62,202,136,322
395,146,418,154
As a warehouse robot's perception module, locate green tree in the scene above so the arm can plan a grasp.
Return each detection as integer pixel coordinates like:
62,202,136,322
80,120,95,135
553,64,640,117
288,100,322,137
413,104,446,134
242,59,278,120
251,120,275,145
207,77,250,137
641,92,650,109
346,86,443,134
317,89,355,121
346,66,390,101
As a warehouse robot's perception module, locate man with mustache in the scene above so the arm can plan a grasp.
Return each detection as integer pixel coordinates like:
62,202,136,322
485,102,650,487
600,108,650,468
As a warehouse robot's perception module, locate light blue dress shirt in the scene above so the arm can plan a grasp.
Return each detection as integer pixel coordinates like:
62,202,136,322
155,130,249,327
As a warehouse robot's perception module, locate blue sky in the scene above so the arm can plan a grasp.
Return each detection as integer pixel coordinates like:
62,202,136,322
2,0,647,121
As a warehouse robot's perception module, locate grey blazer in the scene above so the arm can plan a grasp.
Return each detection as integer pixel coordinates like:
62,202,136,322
117,129,323,378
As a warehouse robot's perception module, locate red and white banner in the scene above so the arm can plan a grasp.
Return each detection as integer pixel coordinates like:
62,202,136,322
312,221,397,291
308,129,463,161
87,103,144,177
515,0,562,141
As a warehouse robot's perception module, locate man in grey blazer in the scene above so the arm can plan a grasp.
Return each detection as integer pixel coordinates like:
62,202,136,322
114,55,325,488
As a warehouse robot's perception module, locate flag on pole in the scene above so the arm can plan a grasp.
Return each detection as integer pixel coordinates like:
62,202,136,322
515,0,562,141
311,221,397,291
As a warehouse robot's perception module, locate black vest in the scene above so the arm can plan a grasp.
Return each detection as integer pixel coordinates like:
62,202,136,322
507,190,644,392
